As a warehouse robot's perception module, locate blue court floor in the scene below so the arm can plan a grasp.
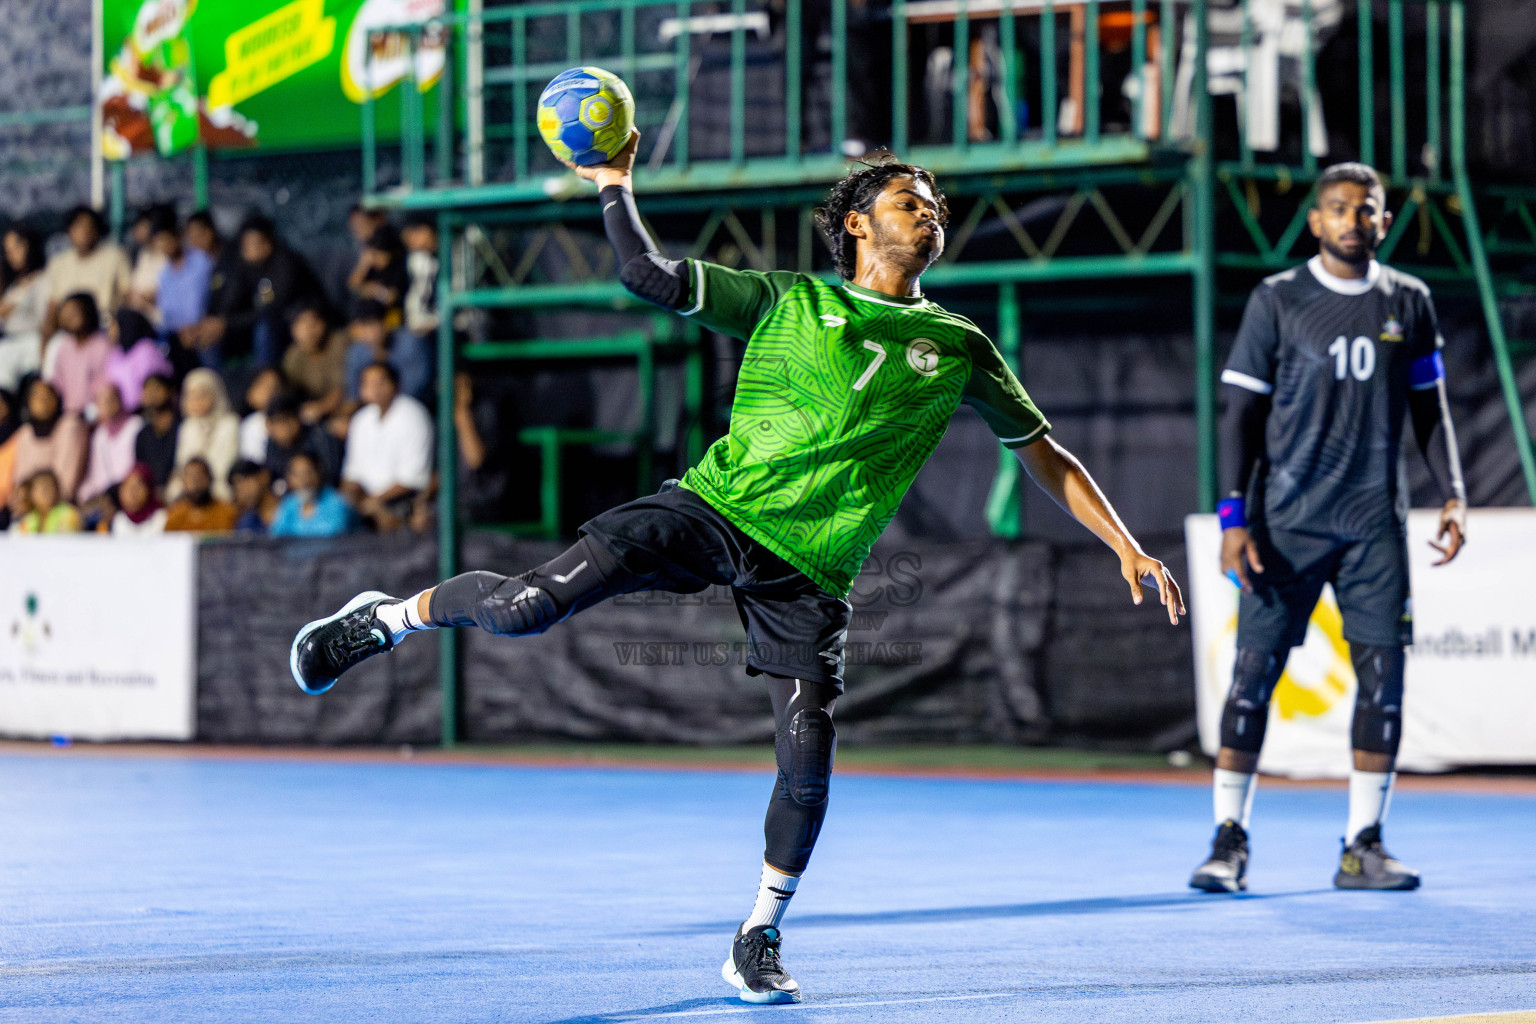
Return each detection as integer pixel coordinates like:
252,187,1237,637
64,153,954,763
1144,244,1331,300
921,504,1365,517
1,751,1533,1024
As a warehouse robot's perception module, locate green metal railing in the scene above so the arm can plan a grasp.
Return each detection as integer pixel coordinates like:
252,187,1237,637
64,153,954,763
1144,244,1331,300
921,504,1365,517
367,0,1181,202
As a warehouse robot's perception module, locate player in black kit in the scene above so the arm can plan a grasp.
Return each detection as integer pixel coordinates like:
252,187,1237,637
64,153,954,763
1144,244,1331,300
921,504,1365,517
1190,163,1467,894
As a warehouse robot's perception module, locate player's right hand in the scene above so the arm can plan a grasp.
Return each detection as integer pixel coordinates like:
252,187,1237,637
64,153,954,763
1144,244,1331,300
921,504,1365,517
1220,526,1265,593
561,128,641,188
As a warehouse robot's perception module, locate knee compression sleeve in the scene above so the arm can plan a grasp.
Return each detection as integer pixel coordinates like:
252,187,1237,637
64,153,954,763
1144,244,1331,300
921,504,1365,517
427,537,632,636
763,679,838,875
1350,644,1405,756
1219,647,1287,753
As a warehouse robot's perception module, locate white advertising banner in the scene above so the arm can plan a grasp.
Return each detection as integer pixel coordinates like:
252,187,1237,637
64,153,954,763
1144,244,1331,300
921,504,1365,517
0,535,197,740
1188,509,1536,778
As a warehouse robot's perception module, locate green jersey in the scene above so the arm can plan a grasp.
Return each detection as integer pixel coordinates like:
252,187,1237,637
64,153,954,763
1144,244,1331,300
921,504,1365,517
676,261,1050,598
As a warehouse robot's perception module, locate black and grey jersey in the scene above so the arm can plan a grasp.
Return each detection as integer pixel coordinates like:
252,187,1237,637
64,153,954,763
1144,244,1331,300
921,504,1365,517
1223,257,1443,539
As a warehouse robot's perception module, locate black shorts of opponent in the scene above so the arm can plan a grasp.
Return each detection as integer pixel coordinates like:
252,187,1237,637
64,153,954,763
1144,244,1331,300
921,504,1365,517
579,481,852,690
1238,525,1413,651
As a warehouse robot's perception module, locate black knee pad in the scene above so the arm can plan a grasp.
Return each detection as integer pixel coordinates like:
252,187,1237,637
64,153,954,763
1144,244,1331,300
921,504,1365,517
1350,644,1405,756
429,537,622,637
776,707,836,807
472,573,562,636
1219,647,1286,753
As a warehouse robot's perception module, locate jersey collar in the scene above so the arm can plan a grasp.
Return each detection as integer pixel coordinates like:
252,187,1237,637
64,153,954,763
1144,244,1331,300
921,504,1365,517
840,281,929,308
1307,255,1380,296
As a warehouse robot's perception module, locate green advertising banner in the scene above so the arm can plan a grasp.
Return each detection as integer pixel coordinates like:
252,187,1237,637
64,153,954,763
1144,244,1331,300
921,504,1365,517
99,0,451,159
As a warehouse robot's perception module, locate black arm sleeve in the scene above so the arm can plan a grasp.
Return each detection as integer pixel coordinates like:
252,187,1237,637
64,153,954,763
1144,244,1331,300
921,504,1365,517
1219,384,1271,502
1409,382,1467,503
599,184,686,310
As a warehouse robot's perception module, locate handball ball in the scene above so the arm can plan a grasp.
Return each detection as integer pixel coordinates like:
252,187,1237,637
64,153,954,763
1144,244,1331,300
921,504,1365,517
537,66,635,166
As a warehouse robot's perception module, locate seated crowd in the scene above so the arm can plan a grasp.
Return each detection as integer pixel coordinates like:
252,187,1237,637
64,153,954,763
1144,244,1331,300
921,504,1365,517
0,202,477,538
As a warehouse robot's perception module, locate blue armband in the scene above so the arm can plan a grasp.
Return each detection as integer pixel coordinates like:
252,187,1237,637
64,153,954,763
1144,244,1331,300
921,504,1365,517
1409,351,1445,390
1216,497,1247,531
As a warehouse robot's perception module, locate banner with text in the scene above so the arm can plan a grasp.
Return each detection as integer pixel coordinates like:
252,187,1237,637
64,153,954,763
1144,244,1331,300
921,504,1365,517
100,0,452,158
0,536,197,741
1187,509,1536,777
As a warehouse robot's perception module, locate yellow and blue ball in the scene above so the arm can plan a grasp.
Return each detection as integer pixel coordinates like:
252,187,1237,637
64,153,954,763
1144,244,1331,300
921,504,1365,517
536,66,635,166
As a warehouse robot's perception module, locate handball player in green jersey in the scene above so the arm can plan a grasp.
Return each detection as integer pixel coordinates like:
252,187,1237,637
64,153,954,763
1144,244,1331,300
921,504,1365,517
291,130,1185,1004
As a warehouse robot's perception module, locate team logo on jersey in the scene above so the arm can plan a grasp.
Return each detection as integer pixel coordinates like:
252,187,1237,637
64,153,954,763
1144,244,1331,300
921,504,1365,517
905,339,940,376
1380,316,1404,342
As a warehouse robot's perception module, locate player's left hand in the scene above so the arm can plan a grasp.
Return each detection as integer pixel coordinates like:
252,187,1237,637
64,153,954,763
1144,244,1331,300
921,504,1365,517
1121,552,1186,625
1429,498,1467,566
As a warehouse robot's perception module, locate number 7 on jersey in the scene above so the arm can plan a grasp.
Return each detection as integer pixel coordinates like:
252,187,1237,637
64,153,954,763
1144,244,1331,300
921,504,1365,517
852,340,886,391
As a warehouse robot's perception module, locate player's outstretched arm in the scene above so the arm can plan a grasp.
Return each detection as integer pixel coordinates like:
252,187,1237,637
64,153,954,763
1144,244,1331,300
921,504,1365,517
560,129,689,311
1015,436,1185,625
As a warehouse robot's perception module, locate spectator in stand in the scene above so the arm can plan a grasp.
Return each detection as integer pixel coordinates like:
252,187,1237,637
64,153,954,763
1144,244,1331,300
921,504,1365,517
341,361,431,533
124,204,172,320
134,373,180,494
400,213,440,342
0,387,17,529
42,206,130,339
46,292,112,418
345,298,429,402
452,371,509,521
185,210,243,315
229,458,277,533
271,450,352,538
109,462,165,534
165,455,237,532
239,366,284,462
104,307,172,414
153,210,213,353
77,381,142,513
348,224,409,314
0,226,48,391
282,300,348,424
15,468,81,534
8,378,87,504
171,367,239,500
263,390,342,487
337,204,389,305
191,215,323,369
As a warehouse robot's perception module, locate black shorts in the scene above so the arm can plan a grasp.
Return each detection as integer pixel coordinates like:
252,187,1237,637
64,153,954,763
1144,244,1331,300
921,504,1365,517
1237,526,1412,651
578,481,852,690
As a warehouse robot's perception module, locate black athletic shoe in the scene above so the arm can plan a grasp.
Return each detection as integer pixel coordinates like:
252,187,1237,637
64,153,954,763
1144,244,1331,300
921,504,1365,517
1334,825,1421,891
721,924,802,1004
1189,819,1250,893
290,591,398,695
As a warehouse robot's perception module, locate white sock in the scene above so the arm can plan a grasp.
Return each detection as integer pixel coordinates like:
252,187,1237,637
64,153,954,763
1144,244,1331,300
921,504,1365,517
374,591,436,643
1213,768,1257,829
1346,770,1395,844
742,862,799,932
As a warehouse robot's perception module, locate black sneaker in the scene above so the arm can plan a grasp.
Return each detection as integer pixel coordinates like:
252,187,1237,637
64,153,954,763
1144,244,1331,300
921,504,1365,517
290,591,398,695
1334,825,1421,890
721,924,802,1004
1189,819,1249,893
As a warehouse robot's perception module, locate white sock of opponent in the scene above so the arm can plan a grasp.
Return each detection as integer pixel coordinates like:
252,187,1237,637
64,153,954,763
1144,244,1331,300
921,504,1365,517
1345,770,1394,844
374,591,437,643
742,862,799,931
1213,768,1257,829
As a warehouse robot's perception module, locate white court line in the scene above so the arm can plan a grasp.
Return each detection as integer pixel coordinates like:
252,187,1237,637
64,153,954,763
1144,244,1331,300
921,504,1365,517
1351,1014,1536,1024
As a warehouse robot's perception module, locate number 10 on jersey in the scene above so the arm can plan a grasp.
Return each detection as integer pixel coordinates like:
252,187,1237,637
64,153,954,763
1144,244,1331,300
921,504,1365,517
1328,335,1376,381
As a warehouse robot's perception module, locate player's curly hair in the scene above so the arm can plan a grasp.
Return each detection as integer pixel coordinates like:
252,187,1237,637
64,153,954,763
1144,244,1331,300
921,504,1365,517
814,158,949,281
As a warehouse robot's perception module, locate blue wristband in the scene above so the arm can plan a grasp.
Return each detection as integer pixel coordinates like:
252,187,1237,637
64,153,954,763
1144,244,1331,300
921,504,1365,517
1216,497,1247,531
